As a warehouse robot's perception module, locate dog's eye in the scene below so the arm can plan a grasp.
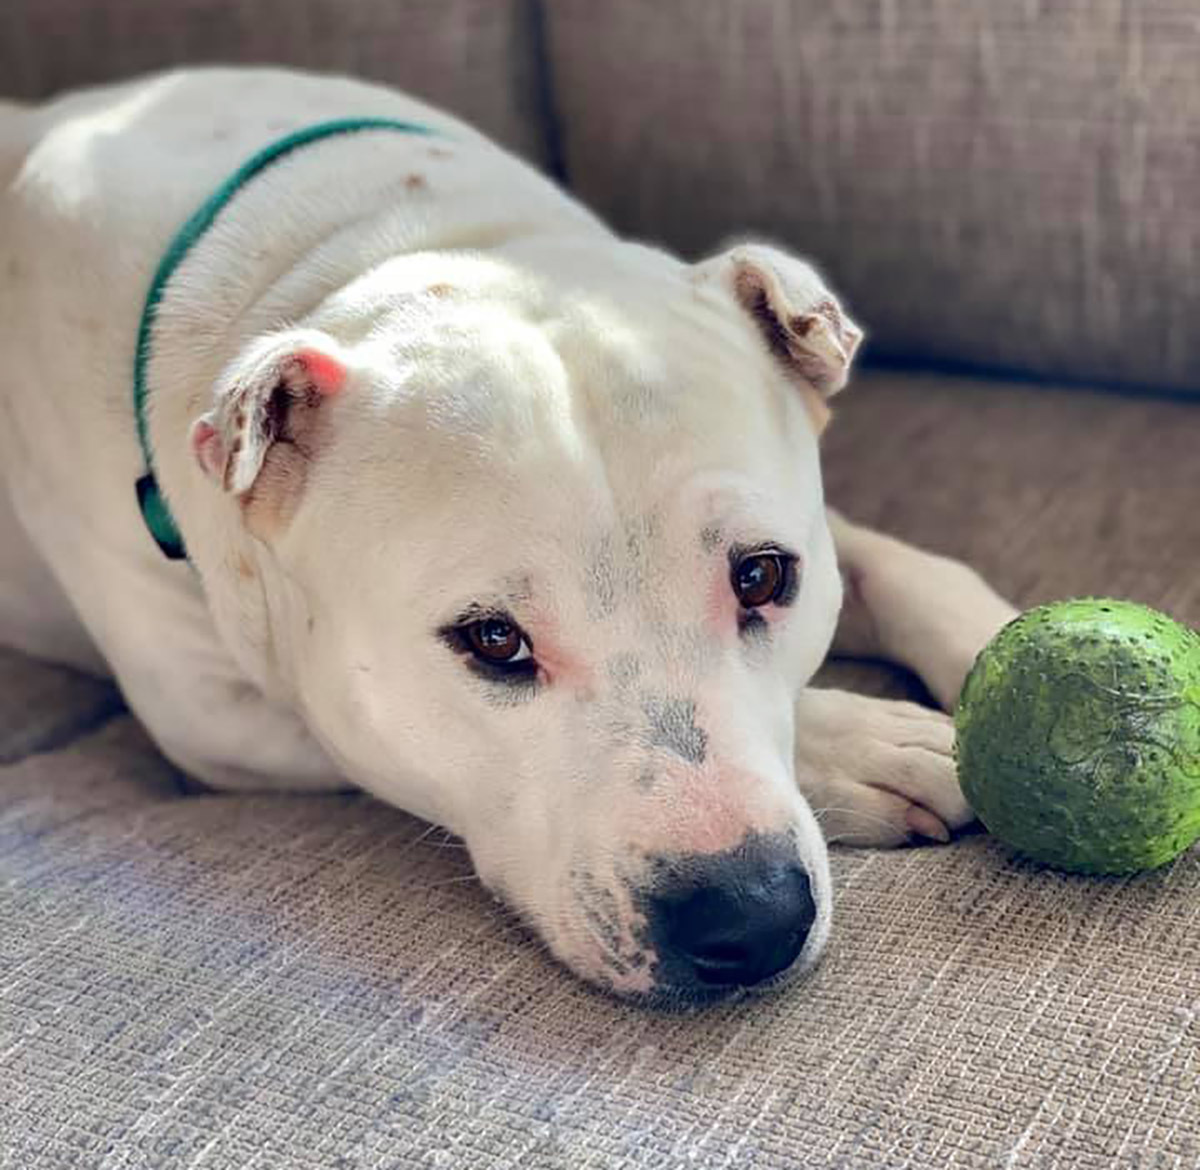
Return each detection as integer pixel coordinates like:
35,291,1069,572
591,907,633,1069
460,617,533,669
731,551,796,609
440,611,539,688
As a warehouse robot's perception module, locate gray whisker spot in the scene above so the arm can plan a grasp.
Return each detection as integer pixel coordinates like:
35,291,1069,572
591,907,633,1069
644,696,708,765
607,653,643,690
623,515,659,596
585,535,620,618
478,679,539,708
574,870,646,973
582,904,625,958
584,516,661,618
738,613,774,662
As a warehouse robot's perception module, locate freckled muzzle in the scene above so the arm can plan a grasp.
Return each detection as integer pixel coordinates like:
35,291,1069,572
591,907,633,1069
637,833,817,999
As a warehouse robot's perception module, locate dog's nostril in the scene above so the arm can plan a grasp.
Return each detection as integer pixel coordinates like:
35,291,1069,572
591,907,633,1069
653,860,815,989
697,941,752,966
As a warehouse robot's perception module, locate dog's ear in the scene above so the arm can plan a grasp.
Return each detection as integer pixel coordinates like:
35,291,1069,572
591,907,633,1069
190,329,350,532
698,244,863,399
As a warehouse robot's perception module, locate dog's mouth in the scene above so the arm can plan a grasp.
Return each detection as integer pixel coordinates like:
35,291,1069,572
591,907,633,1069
479,881,827,1009
619,955,821,1013
543,835,829,1008
569,932,826,1013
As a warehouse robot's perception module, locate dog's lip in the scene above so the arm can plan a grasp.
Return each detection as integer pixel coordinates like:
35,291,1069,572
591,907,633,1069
608,965,808,1014
608,937,825,1013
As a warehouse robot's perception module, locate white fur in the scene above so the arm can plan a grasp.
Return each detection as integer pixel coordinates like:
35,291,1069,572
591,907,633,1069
0,68,1016,1000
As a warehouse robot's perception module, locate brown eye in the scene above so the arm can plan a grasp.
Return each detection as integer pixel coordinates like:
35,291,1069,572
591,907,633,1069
732,552,794,609
462,617,532,667
440,611,539,687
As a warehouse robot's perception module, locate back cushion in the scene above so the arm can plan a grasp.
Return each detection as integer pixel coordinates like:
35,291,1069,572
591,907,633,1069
0,0,551,166
545,0,1200,393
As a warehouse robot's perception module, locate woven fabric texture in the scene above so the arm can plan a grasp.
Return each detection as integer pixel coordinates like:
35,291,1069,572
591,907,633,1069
544,0,1200,393
0,0,550,164
4,372,1199,1169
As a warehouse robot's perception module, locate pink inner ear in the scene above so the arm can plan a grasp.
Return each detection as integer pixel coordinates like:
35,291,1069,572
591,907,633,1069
295,347,348,396
190,418,225,478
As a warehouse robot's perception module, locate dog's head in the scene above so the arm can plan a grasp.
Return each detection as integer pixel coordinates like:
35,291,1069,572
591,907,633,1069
188,240,862,1006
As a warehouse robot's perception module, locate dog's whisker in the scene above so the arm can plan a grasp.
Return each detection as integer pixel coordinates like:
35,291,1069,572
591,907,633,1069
403,822,444,851
401,872,482,893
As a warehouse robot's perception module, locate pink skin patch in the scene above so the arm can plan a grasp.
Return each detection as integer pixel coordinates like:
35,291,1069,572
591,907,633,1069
526,621,592,693
293,347,347,396
190,418,225,478
705,569,741,636
190,343,346,482
633,757,782,857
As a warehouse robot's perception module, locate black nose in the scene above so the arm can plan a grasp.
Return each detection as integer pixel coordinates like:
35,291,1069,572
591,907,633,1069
648,851,816,990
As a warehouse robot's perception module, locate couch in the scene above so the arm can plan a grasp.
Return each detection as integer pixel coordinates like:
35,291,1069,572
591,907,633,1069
3,2,1198,1167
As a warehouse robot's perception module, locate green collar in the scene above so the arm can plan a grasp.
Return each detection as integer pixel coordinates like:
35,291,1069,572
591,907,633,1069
133,116,438,560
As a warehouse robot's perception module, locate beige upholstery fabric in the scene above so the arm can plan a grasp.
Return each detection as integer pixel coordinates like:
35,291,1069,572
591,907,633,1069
545,1,1200,393
0,651,122,766
0,0,551,164
4,372,1199,1168
823,374,1200,619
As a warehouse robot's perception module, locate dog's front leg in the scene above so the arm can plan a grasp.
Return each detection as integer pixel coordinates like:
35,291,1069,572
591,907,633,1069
793,687,972,846
153,670,350,794
827,509,1019,712
70,568,348,795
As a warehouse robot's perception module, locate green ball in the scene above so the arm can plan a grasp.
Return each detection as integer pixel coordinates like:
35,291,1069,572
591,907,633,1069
955,598,1200,874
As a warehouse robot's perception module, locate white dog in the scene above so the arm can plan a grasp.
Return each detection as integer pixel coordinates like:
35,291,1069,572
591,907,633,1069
0,68,1015,1005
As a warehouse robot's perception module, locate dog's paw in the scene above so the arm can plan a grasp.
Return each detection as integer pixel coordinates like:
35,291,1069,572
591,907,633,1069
793,688,975,848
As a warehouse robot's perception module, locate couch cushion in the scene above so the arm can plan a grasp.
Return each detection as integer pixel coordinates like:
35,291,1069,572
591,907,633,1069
3,375,1200,1168
820,369,1200,704
0,651,123,767
823,371,1200,622
544,0,1200,394
0,0,552,165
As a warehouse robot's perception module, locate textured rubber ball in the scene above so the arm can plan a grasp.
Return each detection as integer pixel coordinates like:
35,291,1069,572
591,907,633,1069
955,599,1200,874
